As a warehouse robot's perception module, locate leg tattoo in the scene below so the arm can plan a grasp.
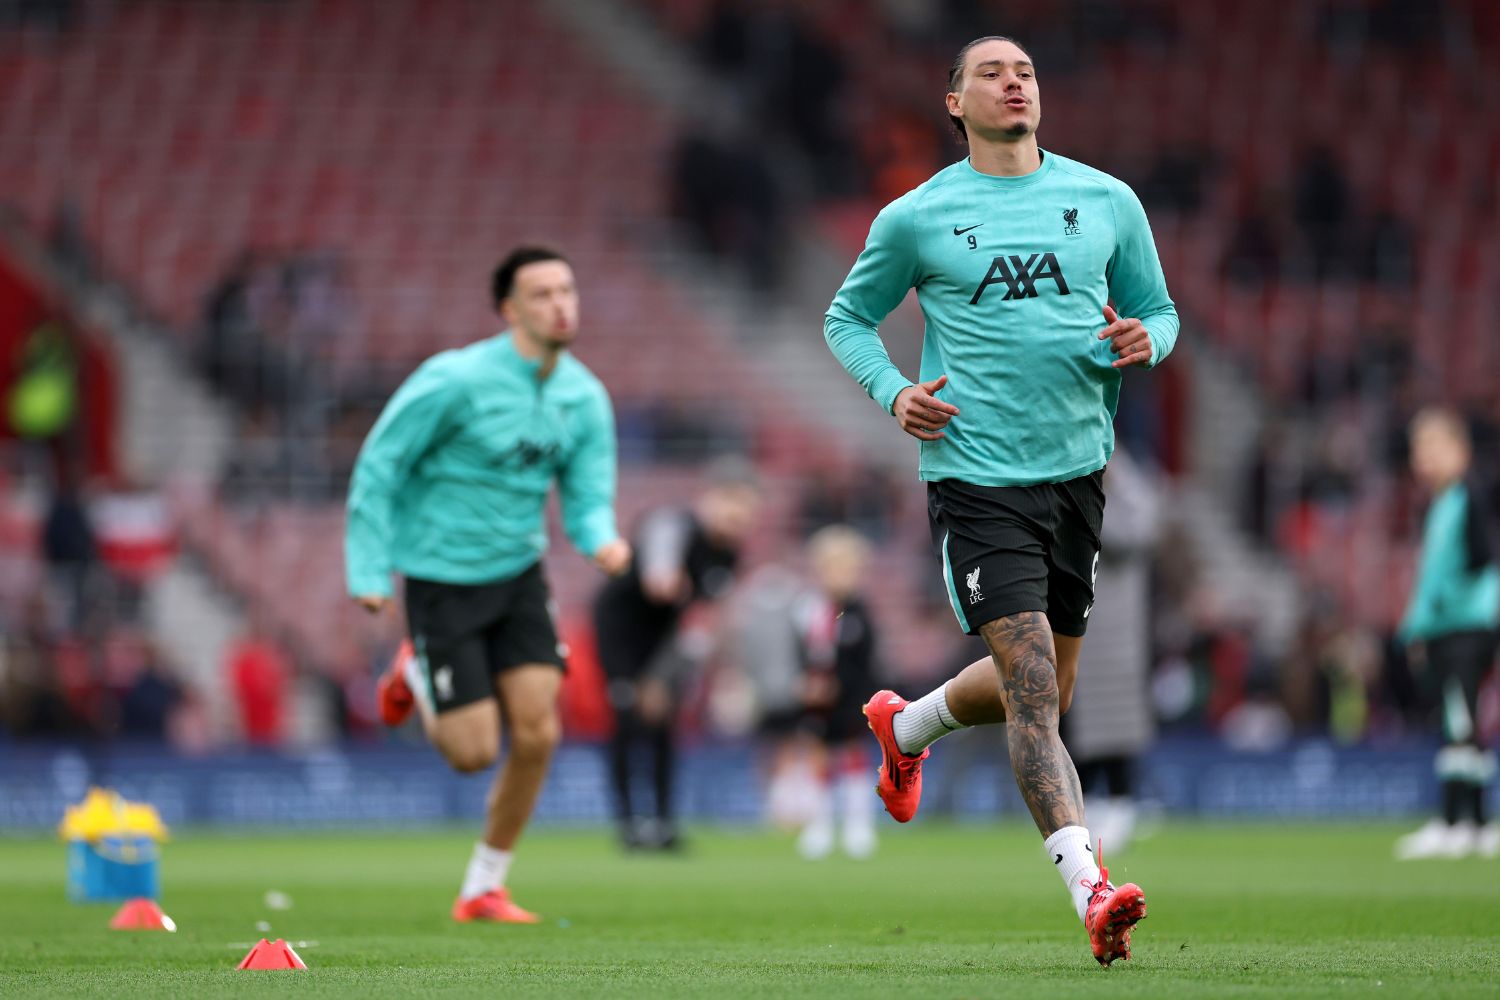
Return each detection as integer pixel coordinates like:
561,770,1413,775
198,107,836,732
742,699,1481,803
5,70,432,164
980,612,1085,836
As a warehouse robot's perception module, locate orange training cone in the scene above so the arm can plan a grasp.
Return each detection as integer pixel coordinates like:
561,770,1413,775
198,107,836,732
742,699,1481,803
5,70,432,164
237,938,308,971
109,898,176,932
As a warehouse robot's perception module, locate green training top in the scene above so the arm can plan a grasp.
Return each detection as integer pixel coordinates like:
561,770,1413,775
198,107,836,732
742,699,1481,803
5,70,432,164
344,332,618,598
1399,482,1500,641
825,151,1179,486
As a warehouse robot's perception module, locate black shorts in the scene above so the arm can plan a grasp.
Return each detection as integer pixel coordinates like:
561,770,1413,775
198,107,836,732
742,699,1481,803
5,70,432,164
928,471,1106,638
1425,630,1498,744
403,564,566,715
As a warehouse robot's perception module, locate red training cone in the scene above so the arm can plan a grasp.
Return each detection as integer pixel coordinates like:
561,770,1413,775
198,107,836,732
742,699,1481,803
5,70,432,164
237,938,308,971
109,898,176,932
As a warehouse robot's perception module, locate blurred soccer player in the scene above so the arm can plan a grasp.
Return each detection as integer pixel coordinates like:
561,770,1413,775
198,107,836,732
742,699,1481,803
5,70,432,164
792,526,881,861
1394,409,1499,860
345,247,630,923
824,36,1178,964
592,460,760,851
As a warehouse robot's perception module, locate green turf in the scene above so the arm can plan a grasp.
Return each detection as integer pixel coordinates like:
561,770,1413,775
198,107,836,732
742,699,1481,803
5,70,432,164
0,821,1495,998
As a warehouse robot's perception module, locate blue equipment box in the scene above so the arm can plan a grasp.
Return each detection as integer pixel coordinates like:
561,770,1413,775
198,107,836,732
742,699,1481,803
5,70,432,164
66,836,160,902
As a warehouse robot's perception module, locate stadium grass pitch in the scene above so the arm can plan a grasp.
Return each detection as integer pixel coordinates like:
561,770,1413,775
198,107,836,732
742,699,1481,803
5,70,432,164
1,821,1496,998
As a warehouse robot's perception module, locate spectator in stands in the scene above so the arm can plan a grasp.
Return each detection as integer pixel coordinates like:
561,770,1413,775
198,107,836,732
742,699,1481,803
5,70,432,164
797,462,901,542
1292,146,1354,281
41,463,97,631
109,632,184,743
692,3,848,193
669,122,783,288
1222,192,1286,287
226,615,293,746
0,622,83,738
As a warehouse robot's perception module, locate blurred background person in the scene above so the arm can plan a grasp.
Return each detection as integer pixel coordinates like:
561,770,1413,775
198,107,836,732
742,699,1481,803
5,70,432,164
1062,448,1163,855
791,526,880,861
593,459,762,851
1393,409,1499,860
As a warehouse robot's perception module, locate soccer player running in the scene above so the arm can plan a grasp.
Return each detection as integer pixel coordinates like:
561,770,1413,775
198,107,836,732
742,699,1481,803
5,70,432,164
346,247,631,923
1393,409,1499,860
824,36,1178,965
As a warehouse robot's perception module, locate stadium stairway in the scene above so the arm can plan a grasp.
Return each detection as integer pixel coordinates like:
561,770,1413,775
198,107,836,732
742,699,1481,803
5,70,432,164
1176,347,1300,655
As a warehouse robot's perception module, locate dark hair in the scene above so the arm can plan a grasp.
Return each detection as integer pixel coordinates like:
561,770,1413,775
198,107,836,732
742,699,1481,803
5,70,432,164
492,246,568,305
946,35,1031,141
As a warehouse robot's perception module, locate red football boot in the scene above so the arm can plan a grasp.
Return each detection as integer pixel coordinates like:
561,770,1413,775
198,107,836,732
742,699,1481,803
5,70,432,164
861,689,929,823
451,889,540,924
1083,841,1147,967
377,640,416,727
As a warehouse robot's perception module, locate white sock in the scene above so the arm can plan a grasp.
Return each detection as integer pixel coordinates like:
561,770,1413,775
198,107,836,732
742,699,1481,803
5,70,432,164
459,842,512,901
797,781,835,860
892,682,966,755
836,771,876,858
1044,825,1103,921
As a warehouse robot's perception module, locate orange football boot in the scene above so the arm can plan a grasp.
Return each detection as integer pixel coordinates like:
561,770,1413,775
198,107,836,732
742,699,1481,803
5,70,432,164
1083,841,1147,966
377,640,416,727
861,689,929,823
451,889,540,924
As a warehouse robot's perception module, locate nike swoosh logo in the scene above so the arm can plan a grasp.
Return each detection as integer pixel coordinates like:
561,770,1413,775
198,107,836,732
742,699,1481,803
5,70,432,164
887,696,902,705
1054,853,1064,865
953,224,983,236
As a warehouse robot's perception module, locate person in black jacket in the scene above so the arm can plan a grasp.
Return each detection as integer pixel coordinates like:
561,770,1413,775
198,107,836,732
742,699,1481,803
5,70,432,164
793,526,881,860
593,459,762,850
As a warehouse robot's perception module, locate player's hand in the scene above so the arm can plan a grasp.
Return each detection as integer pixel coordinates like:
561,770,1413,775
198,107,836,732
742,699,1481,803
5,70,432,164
1098,305,1152,368
892,374,960,441
593,538,632,577
354,595,390,615
638,677,672,724
642,568,688,606
801,673,837,709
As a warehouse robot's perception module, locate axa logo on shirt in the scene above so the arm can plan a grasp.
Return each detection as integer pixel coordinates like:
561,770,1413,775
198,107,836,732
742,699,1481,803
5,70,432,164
498,439,563,469
969,252,1071,305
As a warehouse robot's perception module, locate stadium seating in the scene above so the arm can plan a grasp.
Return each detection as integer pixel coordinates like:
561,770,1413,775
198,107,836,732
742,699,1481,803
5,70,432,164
4,0,1497,707
0,1,962,686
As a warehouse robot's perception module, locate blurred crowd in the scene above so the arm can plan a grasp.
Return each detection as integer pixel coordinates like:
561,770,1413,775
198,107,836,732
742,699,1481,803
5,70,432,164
3,0,1496,764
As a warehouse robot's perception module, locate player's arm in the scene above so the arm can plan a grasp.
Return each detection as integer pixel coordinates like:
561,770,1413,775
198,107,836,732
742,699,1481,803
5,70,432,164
561,383,629,575
825,200,959,441
635,509,691,604
1099,183,1180,369
344,360,466,609
1398,494,1464,643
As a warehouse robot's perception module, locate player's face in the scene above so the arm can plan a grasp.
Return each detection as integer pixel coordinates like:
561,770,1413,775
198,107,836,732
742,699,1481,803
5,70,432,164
948,39,1040,142
1411,422,1467,488
813,545,868,599
502,259,579,347
701,485,762,545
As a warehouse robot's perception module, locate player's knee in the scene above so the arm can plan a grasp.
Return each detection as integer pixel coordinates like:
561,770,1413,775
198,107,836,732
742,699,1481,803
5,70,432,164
448,748,497,774
510,715,561,760
441,735,499,774
1002,668,1060,729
